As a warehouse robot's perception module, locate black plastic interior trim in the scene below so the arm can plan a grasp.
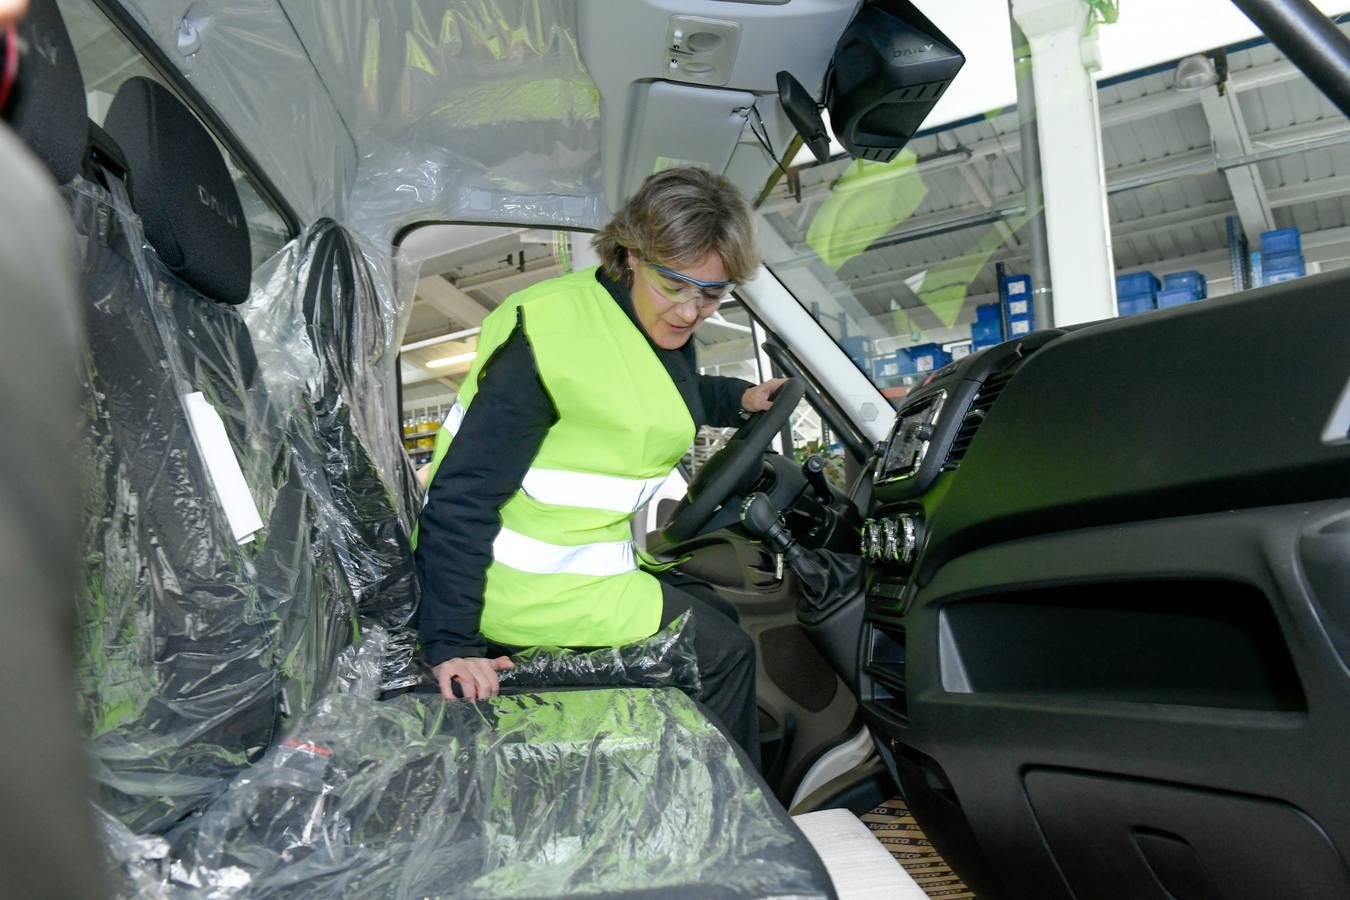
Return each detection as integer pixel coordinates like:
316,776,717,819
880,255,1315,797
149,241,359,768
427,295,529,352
917,271,1350,582
940,579,1306,711
861,498,1350,899
1229,0,1350,118
873,330,1062,503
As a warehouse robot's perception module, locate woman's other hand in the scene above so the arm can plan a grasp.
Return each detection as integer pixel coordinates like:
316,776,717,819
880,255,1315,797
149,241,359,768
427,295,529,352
740,377,788,414
431,655,514,701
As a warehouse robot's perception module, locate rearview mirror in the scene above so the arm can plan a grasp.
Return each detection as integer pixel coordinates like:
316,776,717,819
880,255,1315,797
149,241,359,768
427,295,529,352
776,70,831,165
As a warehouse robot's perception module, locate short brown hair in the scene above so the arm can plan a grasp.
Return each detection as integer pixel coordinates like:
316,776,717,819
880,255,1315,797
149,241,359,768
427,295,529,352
593,167,759,286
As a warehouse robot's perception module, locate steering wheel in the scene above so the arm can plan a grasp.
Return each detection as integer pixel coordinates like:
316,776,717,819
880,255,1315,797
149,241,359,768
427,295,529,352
661,377,805,544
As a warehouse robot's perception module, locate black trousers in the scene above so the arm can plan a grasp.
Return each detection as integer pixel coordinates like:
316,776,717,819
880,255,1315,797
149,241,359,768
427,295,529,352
656,570,761,769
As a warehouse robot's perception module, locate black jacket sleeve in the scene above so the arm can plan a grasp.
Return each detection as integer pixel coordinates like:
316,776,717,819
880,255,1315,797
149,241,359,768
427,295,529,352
697,374,755,428
414,320,556,666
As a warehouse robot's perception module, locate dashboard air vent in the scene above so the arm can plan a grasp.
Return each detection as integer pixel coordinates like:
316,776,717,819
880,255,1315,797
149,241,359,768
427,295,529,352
943,369,1015,470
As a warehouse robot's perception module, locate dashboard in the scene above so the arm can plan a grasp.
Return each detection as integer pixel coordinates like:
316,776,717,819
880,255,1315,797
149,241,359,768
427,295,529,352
857,330,1058,580
833,272,1350,899
852,331,1060,727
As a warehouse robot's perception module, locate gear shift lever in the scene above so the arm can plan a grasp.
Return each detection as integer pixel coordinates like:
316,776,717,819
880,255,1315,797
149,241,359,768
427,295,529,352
740,492,801,559
741,491,861,620
802,455,833,504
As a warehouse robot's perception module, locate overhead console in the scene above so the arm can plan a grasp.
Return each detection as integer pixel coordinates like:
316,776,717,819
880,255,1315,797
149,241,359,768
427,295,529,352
585,0,966,210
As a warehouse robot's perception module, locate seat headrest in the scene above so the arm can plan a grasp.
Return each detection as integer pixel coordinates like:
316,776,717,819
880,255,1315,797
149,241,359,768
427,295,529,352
104,77,251,304
9,0,87,183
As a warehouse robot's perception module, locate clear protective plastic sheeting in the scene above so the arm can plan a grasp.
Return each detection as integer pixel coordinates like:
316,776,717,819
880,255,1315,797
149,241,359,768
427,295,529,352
111,0,358,226
74,177,833,900
117,0,608,242
246,217,421,538
493,609,703,696
73,177,417,833
101,630,835,899
297,0,607,241
74,175,300,833
244,217,424,691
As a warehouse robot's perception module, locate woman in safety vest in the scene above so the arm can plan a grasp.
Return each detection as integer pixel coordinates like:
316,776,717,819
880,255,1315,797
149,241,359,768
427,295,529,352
414,167,783,763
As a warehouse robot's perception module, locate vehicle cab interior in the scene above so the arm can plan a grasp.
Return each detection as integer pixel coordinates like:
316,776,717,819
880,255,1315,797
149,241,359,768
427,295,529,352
3,0,1349,897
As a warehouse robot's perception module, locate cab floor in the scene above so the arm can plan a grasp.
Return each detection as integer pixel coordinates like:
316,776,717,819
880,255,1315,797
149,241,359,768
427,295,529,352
859,798,976,899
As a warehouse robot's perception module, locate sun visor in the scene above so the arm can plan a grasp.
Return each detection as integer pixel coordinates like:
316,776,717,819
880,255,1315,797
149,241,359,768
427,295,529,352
617,81,756,209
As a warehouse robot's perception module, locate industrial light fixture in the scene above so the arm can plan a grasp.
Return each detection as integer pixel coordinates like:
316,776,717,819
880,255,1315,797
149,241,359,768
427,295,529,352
399,326,481,354
1174,54,1220,92
425,352,477,369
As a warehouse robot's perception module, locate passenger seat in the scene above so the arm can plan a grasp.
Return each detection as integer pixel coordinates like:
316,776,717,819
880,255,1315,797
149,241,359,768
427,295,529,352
12,3,297,830
11,15,388,827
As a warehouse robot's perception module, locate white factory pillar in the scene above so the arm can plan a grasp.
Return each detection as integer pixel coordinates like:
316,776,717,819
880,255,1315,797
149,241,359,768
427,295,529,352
1011,0,1118,325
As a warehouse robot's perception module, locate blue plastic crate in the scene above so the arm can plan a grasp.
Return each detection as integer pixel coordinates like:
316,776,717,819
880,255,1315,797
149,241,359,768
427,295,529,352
873,355,901,379
841,335,873,359
976,302,1002,323
1264,264,1305,285
1262,251,1306,285
898,342,952,376
840,336,874,374
971,319,1003,345
1118,292,1156,316
1001,275,1033,321
1263,250,1305,274
1156,288,1201,309
1261,227,1302,255
1116,271,1160,296
1006,295,1032,318
1002,273,1031,300
1007,315,1033,337
1162,270,1206,297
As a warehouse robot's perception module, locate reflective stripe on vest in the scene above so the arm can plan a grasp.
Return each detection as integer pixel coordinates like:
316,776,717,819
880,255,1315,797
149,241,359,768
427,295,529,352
491,528,636,577
440,399,667,515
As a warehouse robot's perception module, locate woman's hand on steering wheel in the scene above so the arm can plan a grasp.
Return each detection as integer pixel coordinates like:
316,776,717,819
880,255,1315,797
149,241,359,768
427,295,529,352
740,377,789,414
660,377,805,544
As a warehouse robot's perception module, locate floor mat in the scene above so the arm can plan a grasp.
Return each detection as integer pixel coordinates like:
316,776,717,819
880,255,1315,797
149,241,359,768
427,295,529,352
860,797,976,899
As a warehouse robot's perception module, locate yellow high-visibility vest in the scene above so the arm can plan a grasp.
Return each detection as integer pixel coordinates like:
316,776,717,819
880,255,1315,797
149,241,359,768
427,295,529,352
415,267,694,647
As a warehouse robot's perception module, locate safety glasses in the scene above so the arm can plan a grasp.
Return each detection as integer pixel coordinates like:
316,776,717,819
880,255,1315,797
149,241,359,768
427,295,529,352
645,261,736,310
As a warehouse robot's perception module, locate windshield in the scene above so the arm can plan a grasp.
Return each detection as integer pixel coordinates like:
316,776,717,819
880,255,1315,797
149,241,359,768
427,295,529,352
756,9,1350,403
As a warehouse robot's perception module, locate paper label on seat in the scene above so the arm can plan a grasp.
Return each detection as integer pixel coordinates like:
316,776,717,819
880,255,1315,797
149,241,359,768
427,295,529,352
183,391,263,544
